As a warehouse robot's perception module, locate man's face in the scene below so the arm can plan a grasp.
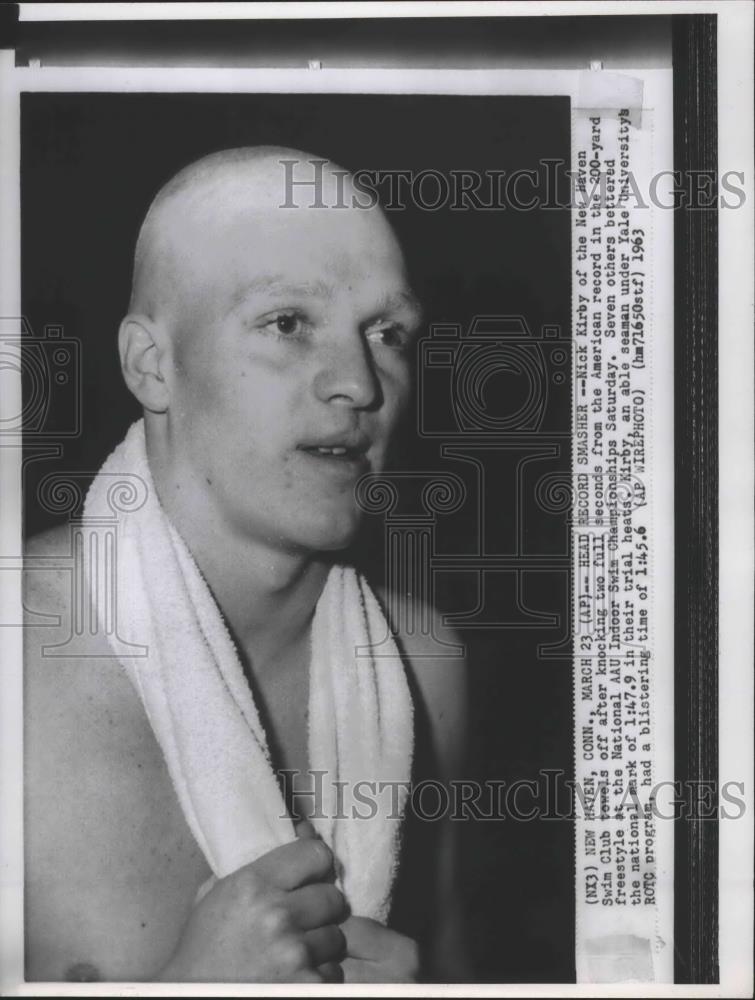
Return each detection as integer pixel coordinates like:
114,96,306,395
163,197,420,553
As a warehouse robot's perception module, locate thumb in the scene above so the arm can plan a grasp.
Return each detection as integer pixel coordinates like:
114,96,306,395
342,916,389,960
295,818,318,840
295,819,339,885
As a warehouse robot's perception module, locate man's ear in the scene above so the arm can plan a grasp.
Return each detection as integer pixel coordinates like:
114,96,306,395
118,315,171,413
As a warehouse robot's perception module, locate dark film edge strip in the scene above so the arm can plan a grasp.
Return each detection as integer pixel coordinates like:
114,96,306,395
672,12,719,986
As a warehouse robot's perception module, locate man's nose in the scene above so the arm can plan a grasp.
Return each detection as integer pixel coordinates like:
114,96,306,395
312,336,381,410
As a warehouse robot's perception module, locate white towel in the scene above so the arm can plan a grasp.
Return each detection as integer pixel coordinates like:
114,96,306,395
84,420,413,923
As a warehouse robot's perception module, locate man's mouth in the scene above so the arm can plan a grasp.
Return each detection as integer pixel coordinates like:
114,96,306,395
297,433,371,471
301,445,366,459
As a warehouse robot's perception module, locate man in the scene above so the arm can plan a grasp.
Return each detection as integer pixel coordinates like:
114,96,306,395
23,147,467,983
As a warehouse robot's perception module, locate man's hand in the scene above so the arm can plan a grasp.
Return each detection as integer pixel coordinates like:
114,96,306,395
341,916,420,983
295,822,419,983
157,826,347,983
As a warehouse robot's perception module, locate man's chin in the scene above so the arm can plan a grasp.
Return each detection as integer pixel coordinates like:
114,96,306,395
292,512,363,554
304,527,360,554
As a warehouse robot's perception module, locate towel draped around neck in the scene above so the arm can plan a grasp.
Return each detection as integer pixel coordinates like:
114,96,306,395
84,420,413,922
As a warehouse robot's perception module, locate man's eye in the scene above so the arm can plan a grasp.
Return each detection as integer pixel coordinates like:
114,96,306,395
366,322,409,350
259,311,307,337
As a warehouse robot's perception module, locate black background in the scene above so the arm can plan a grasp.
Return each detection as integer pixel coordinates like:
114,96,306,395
22,92,573,982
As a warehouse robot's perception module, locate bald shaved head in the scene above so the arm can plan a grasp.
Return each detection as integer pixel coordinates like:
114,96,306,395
120,143,419,555
129,146,388,324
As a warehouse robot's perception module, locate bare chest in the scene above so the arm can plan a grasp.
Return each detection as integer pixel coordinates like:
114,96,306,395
26,634,320,983
243,638,318,821
25,693,212,982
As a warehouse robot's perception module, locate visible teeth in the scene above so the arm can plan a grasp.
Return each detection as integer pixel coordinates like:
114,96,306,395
316,446,348,456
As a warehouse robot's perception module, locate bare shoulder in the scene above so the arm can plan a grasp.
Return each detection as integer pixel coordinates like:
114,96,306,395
23,525,204,980
24,522,76,612
373,583,467,777
24,522,147,735
23,521,167,864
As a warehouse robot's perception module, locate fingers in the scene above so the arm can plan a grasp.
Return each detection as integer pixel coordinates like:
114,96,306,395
341,915,391,961
305,924,347,966
293,819,337,884
341,919,421,981
295,819,317,840
251,837,333,891
340,956,373,983
317,961,344,984
288,882,348,930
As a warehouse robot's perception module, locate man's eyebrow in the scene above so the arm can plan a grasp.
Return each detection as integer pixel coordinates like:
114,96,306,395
229,275,335,309
228,276,423,323
372,290,424,323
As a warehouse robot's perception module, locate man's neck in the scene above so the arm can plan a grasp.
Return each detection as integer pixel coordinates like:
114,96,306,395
144,427,331,672
184,534,330,670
